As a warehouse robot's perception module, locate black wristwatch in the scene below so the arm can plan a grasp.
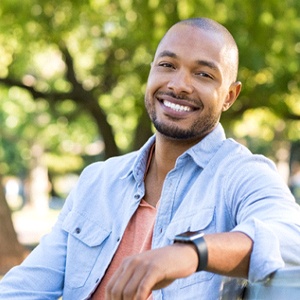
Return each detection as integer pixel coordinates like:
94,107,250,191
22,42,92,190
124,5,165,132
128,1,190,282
174,230,208,272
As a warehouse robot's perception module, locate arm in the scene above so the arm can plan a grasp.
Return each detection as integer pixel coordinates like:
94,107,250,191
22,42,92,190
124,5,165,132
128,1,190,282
204,231,252,277
105,231,252,300
0,188,74,299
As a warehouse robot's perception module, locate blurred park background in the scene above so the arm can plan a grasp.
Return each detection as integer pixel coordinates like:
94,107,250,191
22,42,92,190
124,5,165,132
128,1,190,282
0,0,300,275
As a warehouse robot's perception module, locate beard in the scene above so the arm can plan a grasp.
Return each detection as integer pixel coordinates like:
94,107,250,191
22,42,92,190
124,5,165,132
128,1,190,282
151,113,218,141
145,95,220,141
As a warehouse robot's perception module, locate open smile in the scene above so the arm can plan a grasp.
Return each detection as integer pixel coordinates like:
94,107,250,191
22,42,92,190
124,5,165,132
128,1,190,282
156,93,200,117
163,100,192,112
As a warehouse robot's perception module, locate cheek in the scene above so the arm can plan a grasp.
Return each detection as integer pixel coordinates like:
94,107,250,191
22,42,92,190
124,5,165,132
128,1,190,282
146,69,157,86
145,80,156,99
147,69,169,91
210,88,226,106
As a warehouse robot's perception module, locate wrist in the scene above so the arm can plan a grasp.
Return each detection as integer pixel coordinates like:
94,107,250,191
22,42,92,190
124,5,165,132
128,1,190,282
174,230,208,272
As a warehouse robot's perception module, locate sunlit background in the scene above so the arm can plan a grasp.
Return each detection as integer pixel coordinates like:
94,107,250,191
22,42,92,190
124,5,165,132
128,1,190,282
0,0,300,273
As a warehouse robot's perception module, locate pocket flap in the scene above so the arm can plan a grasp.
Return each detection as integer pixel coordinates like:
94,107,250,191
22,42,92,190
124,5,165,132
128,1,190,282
62,210,111,247
165,207,215,241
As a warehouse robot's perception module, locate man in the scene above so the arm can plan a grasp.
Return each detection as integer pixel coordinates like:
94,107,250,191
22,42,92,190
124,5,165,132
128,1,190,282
1,17,300,300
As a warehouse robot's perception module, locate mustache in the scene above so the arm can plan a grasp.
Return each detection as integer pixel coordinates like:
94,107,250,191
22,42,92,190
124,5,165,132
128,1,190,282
156,91,190,100
156,91,203,108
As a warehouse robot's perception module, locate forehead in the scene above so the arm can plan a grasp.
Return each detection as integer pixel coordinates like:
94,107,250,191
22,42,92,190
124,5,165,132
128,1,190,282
155,24,228,67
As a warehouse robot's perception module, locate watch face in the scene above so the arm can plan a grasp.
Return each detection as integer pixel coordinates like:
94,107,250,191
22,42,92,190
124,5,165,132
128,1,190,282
175,230,204,242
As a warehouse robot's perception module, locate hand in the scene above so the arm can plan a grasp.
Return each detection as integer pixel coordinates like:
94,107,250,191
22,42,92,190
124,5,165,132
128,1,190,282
105,243,198,300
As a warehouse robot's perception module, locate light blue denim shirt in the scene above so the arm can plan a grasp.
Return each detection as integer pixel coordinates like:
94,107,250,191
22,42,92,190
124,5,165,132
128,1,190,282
1,124,300,300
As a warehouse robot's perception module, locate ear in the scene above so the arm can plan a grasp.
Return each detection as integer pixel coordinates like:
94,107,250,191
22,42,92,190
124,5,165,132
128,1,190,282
222,81,242,112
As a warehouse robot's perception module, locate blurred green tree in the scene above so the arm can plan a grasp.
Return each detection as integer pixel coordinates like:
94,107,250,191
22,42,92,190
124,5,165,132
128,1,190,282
0,0,299,271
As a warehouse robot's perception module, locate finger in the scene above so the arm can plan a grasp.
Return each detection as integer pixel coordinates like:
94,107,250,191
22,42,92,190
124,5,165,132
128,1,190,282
106,256,153,300
121,263,150,300
121,255,168,300
105,256,147,300
105,263,133,300
134,264,167,300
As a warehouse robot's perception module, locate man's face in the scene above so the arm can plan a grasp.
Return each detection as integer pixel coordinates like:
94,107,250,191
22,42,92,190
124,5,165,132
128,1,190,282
145,24,238,142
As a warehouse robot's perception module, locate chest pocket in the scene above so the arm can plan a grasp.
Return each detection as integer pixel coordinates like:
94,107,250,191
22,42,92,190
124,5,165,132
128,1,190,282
165,207,216,289
165,207,216,239
62,210,111,289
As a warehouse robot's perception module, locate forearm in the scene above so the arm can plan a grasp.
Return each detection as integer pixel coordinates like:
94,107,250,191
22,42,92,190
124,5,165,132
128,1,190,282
104,232,253,299
204,231,252,278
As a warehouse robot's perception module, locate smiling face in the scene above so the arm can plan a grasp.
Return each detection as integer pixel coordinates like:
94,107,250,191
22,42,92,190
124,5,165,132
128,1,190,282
144,23,241,143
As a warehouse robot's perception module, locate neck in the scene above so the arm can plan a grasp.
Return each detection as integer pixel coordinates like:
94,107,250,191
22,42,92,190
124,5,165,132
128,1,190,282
152,133,200,180
143,134,199,207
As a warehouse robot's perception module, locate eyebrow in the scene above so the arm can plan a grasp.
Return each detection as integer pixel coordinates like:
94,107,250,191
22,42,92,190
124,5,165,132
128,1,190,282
157,50,220,73
196,60,219,72
157,50,177,59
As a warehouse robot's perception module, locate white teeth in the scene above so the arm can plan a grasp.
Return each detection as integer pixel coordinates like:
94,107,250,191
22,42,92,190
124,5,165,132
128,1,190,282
163,100,191,112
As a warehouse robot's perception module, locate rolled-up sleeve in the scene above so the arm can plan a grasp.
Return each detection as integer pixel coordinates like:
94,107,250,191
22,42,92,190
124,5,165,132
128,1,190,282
233,218,284,282
228,156,300,282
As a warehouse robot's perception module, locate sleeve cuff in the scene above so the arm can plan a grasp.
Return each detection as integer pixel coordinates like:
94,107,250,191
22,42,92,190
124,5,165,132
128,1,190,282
232,218,285,282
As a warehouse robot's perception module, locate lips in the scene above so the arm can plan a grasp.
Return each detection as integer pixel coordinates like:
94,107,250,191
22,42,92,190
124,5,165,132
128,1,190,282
156,92,200,115
163,100,192,112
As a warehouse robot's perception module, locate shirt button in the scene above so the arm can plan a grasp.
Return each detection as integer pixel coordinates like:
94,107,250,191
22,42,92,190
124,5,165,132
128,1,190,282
75,227,81,234
117,237,121,242
134,194,140,199
95,278,99,284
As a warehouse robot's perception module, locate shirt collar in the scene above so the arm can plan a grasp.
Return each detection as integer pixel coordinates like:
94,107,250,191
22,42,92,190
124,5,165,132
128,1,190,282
122,123,226,181
121,135,156,183
179,123,226,169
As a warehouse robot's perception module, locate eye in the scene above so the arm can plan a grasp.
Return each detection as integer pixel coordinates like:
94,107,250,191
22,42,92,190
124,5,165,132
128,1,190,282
196,72,214,80
158,62,175,69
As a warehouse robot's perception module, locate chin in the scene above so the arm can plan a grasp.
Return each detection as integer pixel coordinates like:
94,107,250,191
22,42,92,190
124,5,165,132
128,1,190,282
154,123,197,140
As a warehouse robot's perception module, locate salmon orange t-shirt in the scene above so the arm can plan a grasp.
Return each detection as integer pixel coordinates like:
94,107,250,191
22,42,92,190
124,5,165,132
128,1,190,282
91,199,157,299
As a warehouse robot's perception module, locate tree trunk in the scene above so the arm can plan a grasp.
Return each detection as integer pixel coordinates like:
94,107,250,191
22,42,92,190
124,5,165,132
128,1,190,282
0,176,27,275
133,107,153,151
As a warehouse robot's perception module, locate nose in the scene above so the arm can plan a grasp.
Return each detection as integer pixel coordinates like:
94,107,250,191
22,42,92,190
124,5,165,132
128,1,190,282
167,69,194,94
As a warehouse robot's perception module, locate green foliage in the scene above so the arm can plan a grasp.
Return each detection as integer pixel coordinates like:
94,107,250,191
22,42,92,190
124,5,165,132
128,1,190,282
0,0,299,178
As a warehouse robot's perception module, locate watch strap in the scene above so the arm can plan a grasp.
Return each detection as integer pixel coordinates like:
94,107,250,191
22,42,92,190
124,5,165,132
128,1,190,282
193,235,208,272
174,233,208,272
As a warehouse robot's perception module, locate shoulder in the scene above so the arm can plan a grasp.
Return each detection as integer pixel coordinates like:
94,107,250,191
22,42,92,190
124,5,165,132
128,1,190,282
211,138,285,191
79,135,156,183
218,138,276,171
217,139,293,200
79,151,138,181
64,151,139,213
